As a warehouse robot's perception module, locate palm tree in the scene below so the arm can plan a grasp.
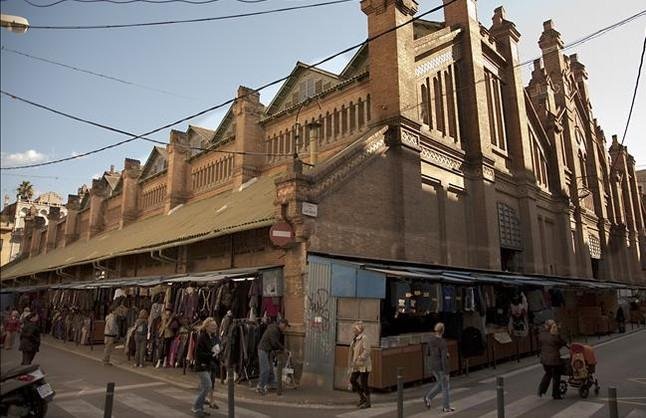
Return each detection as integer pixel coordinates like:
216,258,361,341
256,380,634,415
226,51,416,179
16,181,35,201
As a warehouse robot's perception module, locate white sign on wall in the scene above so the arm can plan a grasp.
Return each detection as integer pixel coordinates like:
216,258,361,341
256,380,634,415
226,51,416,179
301,202,318,217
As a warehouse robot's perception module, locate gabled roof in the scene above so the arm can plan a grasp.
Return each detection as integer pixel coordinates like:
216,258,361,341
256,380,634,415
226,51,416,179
413,19,445,39
104,174,121,192
265,62,340,116
188,125,215,143
212,109,235,144
140,146,168,180
0,176,277,280
339,44,369,80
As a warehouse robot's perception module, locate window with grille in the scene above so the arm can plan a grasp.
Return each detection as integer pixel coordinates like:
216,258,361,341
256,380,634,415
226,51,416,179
588,234,601,259
498,202,522,250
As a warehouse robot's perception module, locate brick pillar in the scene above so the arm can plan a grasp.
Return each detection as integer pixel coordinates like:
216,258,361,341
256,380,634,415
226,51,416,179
164,130,190,213
120,158,141,228
63,195,80,246
361,0,418,123
44,207,61,252
490,7,542,274
232,86,265,188
442,0,499,268
87,179,108,239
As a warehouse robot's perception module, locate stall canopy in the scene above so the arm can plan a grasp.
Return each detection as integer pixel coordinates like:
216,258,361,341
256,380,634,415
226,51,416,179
0,175,277,281
0,265,282,293
311,253,640,291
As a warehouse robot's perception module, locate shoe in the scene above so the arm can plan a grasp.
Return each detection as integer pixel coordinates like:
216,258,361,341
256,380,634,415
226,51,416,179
442,407,456,413
208,402,219,410
359,403,371,409
424,396,431,409
255,386,267,395
553,395,563,400
103,362,113,366
191,408,204,417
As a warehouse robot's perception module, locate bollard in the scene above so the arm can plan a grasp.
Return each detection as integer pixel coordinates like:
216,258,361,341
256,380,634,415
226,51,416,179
227,367,235,418
496,376,505,418
396,367,403,418
608,387,618,418
103,382,115,418
277,352,284,396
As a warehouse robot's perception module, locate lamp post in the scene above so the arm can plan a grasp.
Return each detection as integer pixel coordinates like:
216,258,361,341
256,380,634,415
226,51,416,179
1,14,30,33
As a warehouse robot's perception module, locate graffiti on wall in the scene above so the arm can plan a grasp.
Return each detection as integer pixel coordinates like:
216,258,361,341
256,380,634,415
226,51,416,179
307,288,331,333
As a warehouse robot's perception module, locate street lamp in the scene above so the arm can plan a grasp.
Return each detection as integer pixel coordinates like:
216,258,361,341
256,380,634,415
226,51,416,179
1,14,30,34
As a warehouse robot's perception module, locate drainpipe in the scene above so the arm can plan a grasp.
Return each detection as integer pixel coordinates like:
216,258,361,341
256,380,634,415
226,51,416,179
150,249,176,265
56,268,75,280
92,260,117,278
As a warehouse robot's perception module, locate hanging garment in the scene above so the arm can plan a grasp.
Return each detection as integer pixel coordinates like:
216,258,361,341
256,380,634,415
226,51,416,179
461,326,486,358
442,285,457,313
509,292,529,337
526,289,546,312
464,288,476,312
261,297,281,318
549,289,565,307
248,279,262,310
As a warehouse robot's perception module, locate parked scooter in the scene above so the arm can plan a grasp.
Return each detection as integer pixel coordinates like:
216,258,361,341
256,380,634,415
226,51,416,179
0,363,54,418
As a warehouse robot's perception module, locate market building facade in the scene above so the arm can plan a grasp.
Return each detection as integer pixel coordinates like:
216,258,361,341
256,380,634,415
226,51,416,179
2,0,645,390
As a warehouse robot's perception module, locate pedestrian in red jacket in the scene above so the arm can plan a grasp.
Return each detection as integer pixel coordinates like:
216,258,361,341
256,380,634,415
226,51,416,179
4,310,21,351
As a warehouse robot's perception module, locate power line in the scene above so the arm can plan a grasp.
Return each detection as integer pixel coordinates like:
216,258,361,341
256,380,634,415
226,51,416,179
25,0,353,29
0,90,294,162
0,46,197,100
1,0,458,170
516,9,646,68
609,33,646,175
24,0,268,6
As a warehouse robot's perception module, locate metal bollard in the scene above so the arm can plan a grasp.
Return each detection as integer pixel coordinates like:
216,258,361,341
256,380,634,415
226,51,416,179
103,382,115,418
396,367,403,418
496,376,505,418
608,387,618,418
277,352,284,396
227,367,235,418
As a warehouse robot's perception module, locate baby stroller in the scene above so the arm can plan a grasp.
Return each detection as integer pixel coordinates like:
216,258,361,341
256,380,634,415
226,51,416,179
559,343,600,398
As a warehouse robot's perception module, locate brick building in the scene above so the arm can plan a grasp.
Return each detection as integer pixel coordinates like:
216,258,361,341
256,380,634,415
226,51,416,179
2,0,644,388
0,191,67,266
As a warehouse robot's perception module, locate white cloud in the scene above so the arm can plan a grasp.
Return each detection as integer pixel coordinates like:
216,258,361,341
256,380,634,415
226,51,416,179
0,149,48,166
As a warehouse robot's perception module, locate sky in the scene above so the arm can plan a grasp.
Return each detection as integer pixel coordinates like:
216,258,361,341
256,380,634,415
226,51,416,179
1,0,645,201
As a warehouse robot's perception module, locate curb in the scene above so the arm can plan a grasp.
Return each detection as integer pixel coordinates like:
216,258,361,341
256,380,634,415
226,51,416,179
42,327,646,409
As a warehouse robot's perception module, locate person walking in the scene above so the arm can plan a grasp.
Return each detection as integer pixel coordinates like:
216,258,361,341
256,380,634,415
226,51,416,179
423,322,455,412
208,329,222,410
538,319,566,399
4,310,20,350
348,321,372,409
133,309,148,368
192,317,219,417
103,306,121,366
19,307,31,325
616,307,626,333
256,318,289,395
19,313,41,365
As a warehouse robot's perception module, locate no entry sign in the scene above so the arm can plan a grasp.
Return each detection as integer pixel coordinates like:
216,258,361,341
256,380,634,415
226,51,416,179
270,221,295,247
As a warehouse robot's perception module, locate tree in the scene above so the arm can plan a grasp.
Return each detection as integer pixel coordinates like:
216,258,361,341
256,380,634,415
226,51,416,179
16,181,35,201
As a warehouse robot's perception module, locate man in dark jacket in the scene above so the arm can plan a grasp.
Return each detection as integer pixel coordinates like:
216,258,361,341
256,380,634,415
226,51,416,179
538,320,566,399
256,319,289,394
19,313,41,365
423,322,455,412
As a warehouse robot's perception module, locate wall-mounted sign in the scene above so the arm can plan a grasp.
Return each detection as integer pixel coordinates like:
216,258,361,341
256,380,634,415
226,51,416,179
301,202,318,218
270,221,295,247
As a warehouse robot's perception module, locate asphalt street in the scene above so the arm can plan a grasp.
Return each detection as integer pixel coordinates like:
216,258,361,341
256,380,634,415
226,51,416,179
1,330,645,418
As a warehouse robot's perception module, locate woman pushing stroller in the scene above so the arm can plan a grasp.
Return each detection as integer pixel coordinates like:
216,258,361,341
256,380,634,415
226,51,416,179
538,319,566,400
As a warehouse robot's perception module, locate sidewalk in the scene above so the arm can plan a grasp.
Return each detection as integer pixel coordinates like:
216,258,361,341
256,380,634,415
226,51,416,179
41,326,646,409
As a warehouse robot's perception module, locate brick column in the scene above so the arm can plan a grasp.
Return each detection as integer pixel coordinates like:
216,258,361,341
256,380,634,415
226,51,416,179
164,130,190,212
232,86,265,187
120,158,141,227
44,207,61,252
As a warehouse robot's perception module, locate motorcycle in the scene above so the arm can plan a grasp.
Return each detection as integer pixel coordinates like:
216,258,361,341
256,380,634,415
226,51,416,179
0,364,55,418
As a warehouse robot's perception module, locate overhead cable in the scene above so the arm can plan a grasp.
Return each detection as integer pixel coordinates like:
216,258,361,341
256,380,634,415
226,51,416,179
0,0,458,170
25,0,353,29
24,0,268,6
515,9,646,68
609,33,646,175
0,46,197,100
